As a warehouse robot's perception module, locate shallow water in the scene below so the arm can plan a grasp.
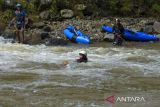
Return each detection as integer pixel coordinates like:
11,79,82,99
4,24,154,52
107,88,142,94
0,37,160,107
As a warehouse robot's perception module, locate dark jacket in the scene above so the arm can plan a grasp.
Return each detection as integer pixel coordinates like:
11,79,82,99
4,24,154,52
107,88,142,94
113,23,124,35
76,55,88,63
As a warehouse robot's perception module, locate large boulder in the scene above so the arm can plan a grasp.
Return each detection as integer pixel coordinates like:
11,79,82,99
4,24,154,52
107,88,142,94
39,11,50,20
24,30,43,45
153,21,160,33
60,9,74,18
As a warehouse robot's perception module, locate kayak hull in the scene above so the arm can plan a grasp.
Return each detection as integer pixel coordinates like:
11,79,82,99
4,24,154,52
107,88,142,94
102,25,159,41
64,26,90,44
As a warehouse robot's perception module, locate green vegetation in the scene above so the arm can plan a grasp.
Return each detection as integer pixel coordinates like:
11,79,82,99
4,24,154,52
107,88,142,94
152,4,160,14
0,0,160,23
0,10,12,23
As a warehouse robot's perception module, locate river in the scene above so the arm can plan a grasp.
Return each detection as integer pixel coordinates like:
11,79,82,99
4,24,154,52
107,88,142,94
0,37,160,107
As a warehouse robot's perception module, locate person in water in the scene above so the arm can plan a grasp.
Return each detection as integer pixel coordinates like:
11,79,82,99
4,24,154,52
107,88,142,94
10,3,27,43
76,51,88,63
112,19,124,45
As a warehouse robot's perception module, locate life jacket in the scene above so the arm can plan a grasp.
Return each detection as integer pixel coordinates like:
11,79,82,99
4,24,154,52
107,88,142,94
113,23,124,34
15,10,26,25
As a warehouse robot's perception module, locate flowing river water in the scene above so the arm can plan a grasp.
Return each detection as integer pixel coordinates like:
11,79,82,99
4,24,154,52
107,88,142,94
0,37,160,107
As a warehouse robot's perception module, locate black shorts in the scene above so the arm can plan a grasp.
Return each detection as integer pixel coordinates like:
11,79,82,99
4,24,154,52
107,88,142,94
16,24,24,30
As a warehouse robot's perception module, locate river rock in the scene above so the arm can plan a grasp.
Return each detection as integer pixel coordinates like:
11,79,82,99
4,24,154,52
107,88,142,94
43,26,51,32
2,28,16,39
103,34,114,41
41,32,50,39
75,4,87,11
153,21,160,33
39,11,50,20
45,38,68,46
32,22,45,28
24,31,42,44
143,25,153,34
60,9,74,18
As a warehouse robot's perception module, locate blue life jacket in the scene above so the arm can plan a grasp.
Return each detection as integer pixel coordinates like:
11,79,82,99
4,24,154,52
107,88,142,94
15,10,27,25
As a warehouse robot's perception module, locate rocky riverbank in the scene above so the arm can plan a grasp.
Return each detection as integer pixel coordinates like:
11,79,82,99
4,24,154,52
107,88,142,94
0,17,160,45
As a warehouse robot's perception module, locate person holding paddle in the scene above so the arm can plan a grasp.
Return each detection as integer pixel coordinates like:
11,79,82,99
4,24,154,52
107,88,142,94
112,19,124,46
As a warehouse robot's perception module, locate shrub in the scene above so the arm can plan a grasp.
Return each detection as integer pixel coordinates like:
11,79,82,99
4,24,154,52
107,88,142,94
152,4,160,15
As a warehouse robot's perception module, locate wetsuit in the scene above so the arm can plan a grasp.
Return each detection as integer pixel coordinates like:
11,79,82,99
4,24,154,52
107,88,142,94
112,23,124,45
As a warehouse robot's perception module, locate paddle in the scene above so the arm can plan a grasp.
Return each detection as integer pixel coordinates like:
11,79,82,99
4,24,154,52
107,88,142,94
73,28,79,37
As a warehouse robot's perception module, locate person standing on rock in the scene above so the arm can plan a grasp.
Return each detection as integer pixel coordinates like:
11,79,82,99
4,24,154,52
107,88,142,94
10,3,27,43
112,19,124,45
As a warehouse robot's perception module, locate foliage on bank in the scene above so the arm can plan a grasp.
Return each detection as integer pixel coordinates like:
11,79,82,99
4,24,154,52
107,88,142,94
0,0,160,23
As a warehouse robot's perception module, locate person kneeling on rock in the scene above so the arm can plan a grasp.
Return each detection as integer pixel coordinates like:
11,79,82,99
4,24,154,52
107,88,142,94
76,51,88,63
112,19,124,46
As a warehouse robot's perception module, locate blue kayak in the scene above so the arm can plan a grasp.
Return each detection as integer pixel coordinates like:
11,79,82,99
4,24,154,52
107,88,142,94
64,26,90,44
102,25,159,41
